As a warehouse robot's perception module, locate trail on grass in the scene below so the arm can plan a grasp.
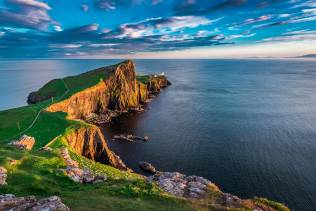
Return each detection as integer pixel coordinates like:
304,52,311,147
2,79,70,142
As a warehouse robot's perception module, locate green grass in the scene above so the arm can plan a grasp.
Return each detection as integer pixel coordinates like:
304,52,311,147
255,197,290,211
0,145,195,211
136,75,151,84
35,79,68,100
0,103,47,141
34,66,112,103
0,64,112,144
0,62,290,211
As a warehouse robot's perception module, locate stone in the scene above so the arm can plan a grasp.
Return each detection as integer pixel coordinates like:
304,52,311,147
188,187,206,195
187,181,207,190
0,194,69,211
9,159,18,166
60,148,106,184
10,135,35,150
0,167,7,186
139,161,156,174
148,171,214,199
217,193,241,206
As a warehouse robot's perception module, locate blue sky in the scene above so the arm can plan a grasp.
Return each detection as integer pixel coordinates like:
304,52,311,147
0,0,315,58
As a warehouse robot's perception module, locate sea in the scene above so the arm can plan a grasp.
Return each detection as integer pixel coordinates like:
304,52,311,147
1,59,316,210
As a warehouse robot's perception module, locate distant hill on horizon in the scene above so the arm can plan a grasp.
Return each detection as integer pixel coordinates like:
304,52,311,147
297,54,316,58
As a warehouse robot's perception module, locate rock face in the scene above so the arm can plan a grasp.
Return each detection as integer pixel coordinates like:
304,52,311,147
46,60,168,120
10,135,35,150
148,171,289,211
0,194,69,211
0,167,7,186
147,75,171,94
44,60,169,170
62,126,128,170
60,148,106,184
148,172,216,199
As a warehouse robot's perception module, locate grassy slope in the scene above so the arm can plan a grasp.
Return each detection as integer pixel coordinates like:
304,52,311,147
0,64,288,211
0,139,195,211
0,66,112,142
0,65,198,210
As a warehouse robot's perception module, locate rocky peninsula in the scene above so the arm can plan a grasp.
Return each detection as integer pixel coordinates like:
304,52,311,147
0,60,289,210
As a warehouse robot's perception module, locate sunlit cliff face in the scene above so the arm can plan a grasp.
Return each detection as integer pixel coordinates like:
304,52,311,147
0,0,315,58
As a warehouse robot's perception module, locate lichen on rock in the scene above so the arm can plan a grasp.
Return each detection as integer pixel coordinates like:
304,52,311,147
0,167,7,186
0,194,69,211
9,135,35,151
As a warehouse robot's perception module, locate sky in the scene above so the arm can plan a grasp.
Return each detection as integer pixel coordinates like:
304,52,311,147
0,0,315,58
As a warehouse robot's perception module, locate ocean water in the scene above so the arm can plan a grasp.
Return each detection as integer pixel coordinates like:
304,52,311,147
1,59,316,210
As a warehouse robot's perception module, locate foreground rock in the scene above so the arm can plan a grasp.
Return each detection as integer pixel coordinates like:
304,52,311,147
148,172,214,199
60,148,106,184
148,171,290,210
10,135,35,150
139,161,156,174
0,167,7,186
0,194,69,211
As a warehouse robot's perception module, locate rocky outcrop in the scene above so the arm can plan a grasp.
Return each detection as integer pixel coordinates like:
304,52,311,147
147,75,171,94
46,60,170,121
148,172,216,199
60,148,106,184
0,194,69,211
0,167,7,186
44,60,169,171
61,126,128,170
10,135,35,151
148,171,289,211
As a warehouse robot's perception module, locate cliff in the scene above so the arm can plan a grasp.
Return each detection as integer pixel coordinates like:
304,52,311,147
45,60,168,120
42,60,170,170
61,126,128,170
0,60,290,211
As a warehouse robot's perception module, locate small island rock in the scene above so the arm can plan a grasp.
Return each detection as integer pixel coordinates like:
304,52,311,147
139,161,156,174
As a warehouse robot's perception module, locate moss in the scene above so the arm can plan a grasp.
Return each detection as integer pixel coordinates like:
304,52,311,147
255,197,290,211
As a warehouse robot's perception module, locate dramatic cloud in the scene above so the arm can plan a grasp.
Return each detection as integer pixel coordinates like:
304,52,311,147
111,16,216,38
81,4,89,12
0,0,53,30
0,0,315,58
262,30,316,42
8,0,51,10
94,0,162,10
174,0,247,15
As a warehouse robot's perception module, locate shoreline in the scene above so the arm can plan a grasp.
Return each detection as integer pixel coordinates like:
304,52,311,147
0,60,291,211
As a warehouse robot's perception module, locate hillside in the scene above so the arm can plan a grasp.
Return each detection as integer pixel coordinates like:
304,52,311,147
0,60,289,210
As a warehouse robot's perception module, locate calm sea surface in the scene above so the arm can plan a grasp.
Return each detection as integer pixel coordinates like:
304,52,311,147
1,59,316,210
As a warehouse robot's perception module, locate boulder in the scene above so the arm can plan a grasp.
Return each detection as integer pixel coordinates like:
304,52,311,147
148,171,216,199
0,167,7,186
10,135,35,150
0,194,69,211
139,161,156,174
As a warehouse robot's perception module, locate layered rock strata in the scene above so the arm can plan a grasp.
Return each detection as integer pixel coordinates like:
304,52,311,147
61,126,128,170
